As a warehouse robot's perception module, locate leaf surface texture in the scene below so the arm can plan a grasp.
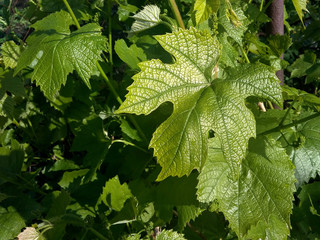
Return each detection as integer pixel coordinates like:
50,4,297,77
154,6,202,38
197,137,295,238
117,28,282,180
15,10,106,100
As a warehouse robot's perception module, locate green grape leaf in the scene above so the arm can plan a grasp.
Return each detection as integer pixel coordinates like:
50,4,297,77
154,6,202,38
282,85,320,110
0,206,26,240
58,169,89,189
245,214,290,240
130,5,161,33
15,10,107,100
117,3,139,22
287,51,316,78
306,63,320,83
176,205,203,231
1,40,21,69
0,93,14,118
219,1,250,46
0,68,26,98
219,33,238,67
0,139,24,182
125,234,141,240
71,116,111,182
101,176,133,211
197,136,295,238
268,34,292,57
287,113,320,187
114,39,147,70
256,109,320,187
292,0,308,25
193,0,220,24
46,190,71,219
291,182,320,238
157,229,187,240
116,28,282,180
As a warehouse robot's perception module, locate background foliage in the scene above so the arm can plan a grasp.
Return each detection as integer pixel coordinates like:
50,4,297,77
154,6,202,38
0,0,320,239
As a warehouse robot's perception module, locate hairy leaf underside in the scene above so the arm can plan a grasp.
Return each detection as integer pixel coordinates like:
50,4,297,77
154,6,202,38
117,27,282,180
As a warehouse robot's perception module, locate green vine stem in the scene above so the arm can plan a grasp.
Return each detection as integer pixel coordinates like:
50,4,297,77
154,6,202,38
62,0,147,142
107,0,113,82
260,0,264,11
62,0,121,103
168,0,185,29
258,112,320,136
96,63,123,104
62,0,80,29
88,227,109,240
278,98,297,126
240,46,250,64
112,139,148,153
160,15,175,30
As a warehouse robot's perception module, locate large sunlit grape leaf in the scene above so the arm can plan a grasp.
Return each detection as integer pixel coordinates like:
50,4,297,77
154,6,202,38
116,28,282,180
14,10,107,100
197,136,295,239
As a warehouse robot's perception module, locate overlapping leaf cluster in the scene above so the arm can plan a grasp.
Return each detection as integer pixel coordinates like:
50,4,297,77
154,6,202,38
0,0,320,239
117,27,282,179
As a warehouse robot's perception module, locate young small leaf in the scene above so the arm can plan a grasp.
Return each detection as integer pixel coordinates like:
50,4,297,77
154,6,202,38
15,10,107,100
115,39,147,70
102,176,133,211
219,2,249,46
193,0,220,24
130,5,161,33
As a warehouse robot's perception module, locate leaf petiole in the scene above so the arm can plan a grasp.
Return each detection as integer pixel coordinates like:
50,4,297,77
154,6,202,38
160,15,175,30
278,98,298,126
168,0,185,29
259,112,320,136
61,0,80,29
112,139,148,153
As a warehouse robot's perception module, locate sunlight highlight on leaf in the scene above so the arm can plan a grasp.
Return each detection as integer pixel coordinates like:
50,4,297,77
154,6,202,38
130,5,161,33
117,28,282,180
